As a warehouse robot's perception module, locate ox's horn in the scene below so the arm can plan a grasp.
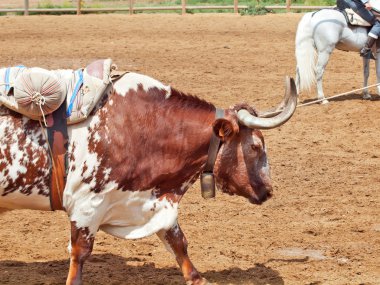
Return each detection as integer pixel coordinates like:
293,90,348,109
257,76,293,118
237,76,298,129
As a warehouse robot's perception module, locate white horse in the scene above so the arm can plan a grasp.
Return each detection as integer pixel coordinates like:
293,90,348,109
295,9,380,104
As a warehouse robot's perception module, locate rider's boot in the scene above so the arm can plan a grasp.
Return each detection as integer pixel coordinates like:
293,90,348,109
360,36,377,60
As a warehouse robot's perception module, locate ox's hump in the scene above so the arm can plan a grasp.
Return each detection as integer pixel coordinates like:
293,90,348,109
114,72,171,98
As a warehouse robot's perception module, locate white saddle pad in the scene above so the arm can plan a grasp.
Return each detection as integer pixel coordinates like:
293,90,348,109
345,8,371,26
0,59,114,125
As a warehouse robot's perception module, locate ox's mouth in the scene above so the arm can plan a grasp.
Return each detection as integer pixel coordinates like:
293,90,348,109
248,187,273,205
216,180,273,205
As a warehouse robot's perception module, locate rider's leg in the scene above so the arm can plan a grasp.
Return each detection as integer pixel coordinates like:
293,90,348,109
344,0,379,58
361,22,380,59
360,34,377,59
352,4,380,59
346,0,376,24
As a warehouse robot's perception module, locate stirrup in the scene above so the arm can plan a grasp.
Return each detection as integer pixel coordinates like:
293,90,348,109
360,49,376,60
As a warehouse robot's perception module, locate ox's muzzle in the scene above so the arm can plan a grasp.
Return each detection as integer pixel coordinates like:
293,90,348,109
249,184,273,205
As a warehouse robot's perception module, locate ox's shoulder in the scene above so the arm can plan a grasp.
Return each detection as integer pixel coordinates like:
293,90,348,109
113,72,171,98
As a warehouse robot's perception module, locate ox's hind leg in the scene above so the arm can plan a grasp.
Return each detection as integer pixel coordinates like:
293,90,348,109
0,208,9,214
66,221,95,285
157,223,207,285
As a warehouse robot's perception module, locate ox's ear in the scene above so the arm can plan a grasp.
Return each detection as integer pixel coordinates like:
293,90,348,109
213,118,239,141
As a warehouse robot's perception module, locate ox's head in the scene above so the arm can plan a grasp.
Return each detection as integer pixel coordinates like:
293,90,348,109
212,77,297,204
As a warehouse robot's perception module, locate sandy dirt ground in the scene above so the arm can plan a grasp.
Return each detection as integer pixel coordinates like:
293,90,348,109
0,12,379,285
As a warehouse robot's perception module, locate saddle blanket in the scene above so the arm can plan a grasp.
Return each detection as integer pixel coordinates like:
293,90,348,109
0,59,114,125
345,8,372,26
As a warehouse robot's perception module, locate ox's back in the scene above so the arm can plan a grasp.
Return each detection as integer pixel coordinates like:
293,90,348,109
0,72,215,214
66,72,215,192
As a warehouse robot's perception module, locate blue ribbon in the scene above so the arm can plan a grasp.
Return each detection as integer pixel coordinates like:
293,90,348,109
5,68,10,92
4,65,25,93
66,69,83,117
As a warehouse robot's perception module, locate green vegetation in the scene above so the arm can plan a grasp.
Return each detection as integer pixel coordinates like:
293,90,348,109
303,0,336,5
30,0,76,14
0,0,337,16
240,4,270,15
37,0,75,9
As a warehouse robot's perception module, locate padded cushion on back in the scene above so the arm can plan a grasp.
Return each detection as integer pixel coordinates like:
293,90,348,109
14,68,66,117
67,58,113,124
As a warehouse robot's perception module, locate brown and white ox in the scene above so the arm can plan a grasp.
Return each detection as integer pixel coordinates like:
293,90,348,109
0,72,297,285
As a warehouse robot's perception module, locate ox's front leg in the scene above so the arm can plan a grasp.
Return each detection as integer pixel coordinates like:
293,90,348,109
66,221,95,285
157,224,207,285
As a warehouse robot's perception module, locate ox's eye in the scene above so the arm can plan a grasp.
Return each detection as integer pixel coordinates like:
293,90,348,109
251,140,263,153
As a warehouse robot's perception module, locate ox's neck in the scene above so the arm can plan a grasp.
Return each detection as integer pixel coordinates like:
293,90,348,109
103,82,217,198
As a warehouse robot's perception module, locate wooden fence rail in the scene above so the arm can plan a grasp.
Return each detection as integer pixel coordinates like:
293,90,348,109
1,0,333,15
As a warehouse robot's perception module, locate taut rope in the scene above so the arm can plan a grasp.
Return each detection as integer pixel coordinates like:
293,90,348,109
260,82,380,118
297,82,380,108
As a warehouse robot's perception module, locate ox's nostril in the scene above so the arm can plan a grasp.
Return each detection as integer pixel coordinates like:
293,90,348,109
267,186,273,197
259,185,272,202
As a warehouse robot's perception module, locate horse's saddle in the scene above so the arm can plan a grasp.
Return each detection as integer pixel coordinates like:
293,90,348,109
0,58,116,125
343,8,372,26
336,0,380,27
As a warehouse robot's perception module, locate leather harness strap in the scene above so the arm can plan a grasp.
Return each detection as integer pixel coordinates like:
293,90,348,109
204,108,224,173
47,100,69,211
200,108,224,199
44,74,124,211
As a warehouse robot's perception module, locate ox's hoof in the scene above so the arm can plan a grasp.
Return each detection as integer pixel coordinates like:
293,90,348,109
320,99,329,105
363,93,372,100
186,278,210,285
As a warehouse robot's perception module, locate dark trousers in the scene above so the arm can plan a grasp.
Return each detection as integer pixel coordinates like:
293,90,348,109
340,0,376,24
338,0,380,37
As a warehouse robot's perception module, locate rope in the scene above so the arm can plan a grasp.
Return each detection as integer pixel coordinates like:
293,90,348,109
297,82,380,108
0,83,11,86
262,82,380,117
31,91,47,127
31,91,46,105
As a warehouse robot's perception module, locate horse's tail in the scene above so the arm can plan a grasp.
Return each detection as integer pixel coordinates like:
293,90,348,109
295,12,317,93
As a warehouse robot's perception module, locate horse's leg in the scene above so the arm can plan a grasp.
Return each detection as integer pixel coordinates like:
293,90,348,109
157,223,207,285
376,49,380,96
316,50,332,104
363,57,371,99
66,221,95,285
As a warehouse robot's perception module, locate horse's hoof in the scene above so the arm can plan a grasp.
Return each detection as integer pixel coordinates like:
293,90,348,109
363,93,372,100
320,99,329,105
